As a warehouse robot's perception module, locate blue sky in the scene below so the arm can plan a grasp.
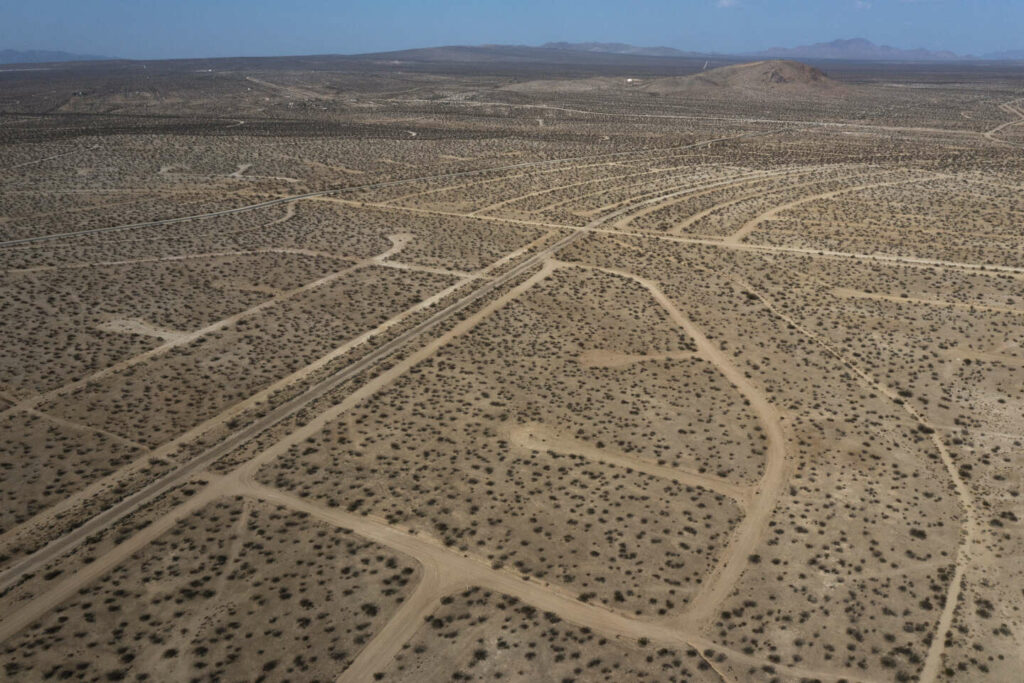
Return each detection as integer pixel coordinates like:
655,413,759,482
1,0,1021,60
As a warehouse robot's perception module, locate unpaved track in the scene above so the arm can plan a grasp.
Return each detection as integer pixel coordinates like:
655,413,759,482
334,555,453,683
0,260,360,405
0,132,768,248
577,216,1024,275
472,163,780,219
507,420,754,508
983,98,1024,147
244,76,326,101
238,481,864,683
564,263,789,628
0,138,773,615
222,261,559,487
559,172,762,220
832,287,1024,315
377,260,478,278
467,160,708,216
0,236,410,413
164,498,252,677
667,167,888,236
2,198,301,259
1,257,850,683
20,408,149,451
0,122,980,680
724,174,942,244
0,470,872,683
614,166,814,229
544,167,790,219
389,147,694,205
0,484,221,643
0,231,555,555
396,96,983,138
322,193,1024,276
541,159,789,232
559,136,791,220
0,270,480,556
0,261,561,643
0,145,99,173
0,230,580,594
7,246,352,274
198,187,739,495
704,235,1024,275
576,348,699,368
736,277,980,683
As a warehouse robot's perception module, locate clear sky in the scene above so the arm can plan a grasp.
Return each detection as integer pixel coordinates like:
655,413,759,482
1,0,1021,60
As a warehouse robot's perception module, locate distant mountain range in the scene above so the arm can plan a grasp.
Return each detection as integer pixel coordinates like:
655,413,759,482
540,42,704,58
542,38,1024,63
3,40,1023,67
985,49,1024,61
754,38,961,62
0,49,112,65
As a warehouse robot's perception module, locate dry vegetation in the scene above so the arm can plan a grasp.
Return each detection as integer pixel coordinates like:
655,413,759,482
379,586,726,682
2,498,420,681
0,53,1022,682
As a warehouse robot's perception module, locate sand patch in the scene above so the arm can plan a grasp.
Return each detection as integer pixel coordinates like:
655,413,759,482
97,318,188,343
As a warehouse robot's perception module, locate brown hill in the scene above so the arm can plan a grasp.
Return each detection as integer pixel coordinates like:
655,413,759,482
641,60,838,96
499,60,841,97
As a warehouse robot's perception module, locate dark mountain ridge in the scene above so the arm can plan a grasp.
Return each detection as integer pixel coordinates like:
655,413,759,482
0,49,113,65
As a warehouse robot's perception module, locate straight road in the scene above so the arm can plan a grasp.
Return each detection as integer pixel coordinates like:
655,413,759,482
0,229,581,594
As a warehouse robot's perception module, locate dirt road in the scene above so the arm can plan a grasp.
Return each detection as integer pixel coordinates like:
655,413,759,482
0,227,579,594
0,145,99,173
1,236,409,412
724,174,942,244
735,278,980,683
313,194,1024,276
564,263,790,627
0,132,768,248
667,167,887,236
507,419,754,508
983,98,1024,147
237,480,865,683
832,287,1024,315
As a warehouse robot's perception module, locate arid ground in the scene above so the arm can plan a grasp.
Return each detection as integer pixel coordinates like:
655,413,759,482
0,52,1022,682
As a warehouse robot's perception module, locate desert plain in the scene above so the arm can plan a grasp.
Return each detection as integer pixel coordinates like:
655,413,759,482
0,50,1022,682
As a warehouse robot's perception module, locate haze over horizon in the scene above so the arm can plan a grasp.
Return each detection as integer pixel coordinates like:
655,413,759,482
1,0,1022,61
